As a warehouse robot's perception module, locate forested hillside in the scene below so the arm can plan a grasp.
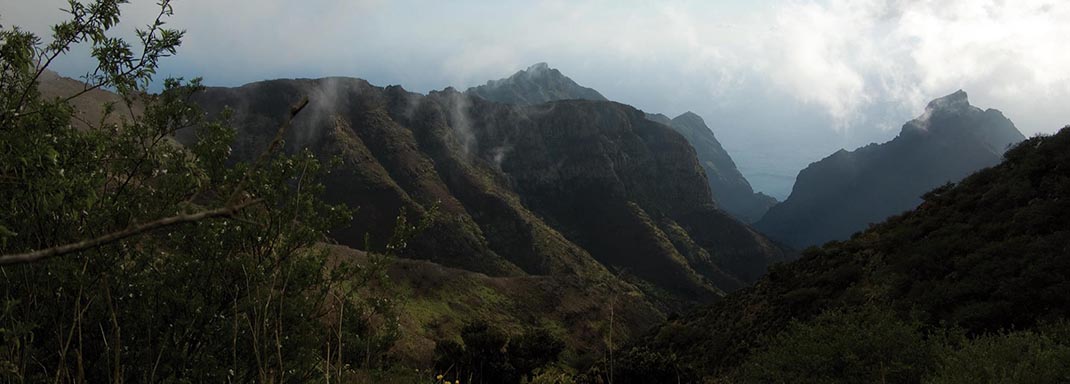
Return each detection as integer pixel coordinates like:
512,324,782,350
629,127,1070,382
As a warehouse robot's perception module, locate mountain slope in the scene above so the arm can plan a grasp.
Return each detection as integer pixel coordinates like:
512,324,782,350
649,112,778,222
466,62,607,105
185,77,787,306
756,90,1025,249
639,126,1070,379
36,70,142,129
468,63,775,223
327,245,663,367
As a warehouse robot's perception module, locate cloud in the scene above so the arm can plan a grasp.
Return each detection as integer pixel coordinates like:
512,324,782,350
755,0,1070,131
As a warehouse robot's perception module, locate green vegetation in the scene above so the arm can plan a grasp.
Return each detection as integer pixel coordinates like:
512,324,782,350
0,1,414,382
4,2,1068,384
734,306,944,384
929,327,1070,384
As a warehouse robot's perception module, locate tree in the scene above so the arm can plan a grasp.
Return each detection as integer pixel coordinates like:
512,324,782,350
0,1,419,382
734,305,944,384
434,322,565,384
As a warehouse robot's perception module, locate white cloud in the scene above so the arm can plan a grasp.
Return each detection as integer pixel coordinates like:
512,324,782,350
754,0,1070,132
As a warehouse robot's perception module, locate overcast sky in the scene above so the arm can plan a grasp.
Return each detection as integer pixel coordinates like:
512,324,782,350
4,0,1069,198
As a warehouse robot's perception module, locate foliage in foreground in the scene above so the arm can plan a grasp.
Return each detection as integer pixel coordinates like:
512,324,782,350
0,1,414,382
731,306,1070,384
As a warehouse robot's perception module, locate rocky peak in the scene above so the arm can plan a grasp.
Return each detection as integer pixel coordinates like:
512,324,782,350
757,90,1025,249
466,62,607,105
672,111,707,128
925,89,971,113
525,62,551,73
901,90,1023,154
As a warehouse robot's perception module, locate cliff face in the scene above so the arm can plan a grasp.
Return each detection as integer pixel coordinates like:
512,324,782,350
659,112,777,223
756,90,1025,249
187,77,787,306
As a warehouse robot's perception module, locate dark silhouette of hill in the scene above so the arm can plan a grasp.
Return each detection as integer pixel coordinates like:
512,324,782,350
757,90,1025,249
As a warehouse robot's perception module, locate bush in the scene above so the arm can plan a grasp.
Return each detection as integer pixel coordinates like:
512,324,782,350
928,329,1070,384
735,305,943,384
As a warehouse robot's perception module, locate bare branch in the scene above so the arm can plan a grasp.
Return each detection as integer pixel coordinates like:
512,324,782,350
0,198,261,266
225,96,309,206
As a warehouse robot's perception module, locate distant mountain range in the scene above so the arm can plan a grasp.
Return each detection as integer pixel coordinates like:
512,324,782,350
756,90,1025,249
468,63,777,222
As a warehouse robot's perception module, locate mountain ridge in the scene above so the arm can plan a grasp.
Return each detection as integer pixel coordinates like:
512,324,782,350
756,90,1026,249
664,111,778,222
183,75,788,308
634,125,1070,380
467,62,777,222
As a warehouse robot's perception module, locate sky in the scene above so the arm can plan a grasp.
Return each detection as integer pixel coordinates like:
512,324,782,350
4,0,1069,199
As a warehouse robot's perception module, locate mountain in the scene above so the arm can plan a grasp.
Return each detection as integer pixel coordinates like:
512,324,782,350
466,62,607,105
649,112,778,222
469,63,775,223
36,70,141,129
756,90,1026,249
635,125,1070,381
184,77,787,308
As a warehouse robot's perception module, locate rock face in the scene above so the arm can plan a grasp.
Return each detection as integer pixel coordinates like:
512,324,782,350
756,90,1026,249
649,112,778,223
466,62,607,105
186,77,788,307
469,63,775,223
